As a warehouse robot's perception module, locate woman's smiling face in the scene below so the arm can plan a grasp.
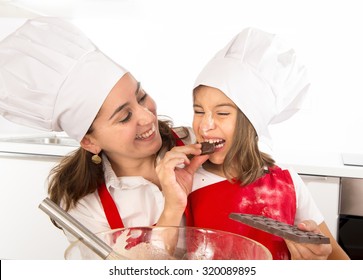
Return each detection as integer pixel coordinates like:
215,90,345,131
193,86,238,165
86,73,162,164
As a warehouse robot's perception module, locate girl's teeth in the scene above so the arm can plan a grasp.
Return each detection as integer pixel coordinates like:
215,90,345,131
206,139,223,144
204,139,225,148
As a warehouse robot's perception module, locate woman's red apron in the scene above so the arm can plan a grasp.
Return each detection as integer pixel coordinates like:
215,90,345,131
97,130,185,229
185,166,297,260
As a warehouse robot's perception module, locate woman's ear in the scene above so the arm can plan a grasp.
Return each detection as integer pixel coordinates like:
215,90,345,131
80,135,99,154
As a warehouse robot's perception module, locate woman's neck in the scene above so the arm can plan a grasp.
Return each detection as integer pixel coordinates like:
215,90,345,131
109,155,160,188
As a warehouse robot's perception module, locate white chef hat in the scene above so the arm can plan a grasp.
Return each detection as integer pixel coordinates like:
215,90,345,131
194,27,310,146
0,17,127,141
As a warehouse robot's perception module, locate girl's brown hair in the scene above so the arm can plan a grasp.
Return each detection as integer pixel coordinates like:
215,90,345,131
48,119,178,211
223,109,275,185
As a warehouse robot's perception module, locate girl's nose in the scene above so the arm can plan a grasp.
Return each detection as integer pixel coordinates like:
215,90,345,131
200,112,215,135
138,106,155,126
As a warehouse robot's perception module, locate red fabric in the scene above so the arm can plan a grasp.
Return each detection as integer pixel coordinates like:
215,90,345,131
171,130,185,147
185,166,296,260
98,129,185,229
97,183,124,229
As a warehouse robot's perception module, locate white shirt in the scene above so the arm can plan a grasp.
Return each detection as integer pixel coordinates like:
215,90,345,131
192,165,324,226
66,155,165,241
65,127,194,242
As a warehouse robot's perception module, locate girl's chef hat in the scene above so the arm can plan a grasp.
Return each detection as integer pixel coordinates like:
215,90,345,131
194,27,310,146
0,17,127,141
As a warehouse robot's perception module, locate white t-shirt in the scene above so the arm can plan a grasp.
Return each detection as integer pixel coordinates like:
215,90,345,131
192,165,324,226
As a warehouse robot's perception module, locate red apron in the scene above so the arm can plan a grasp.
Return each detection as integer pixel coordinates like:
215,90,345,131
185,166,296,260
98,130,185,229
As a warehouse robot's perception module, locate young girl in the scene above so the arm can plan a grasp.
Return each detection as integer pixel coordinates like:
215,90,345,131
0,17,205,240
157,27,349,260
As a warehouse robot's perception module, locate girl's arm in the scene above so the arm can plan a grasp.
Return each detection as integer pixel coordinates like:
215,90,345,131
285,220,350,260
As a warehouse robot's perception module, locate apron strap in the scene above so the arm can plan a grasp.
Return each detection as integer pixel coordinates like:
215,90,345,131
98,183,124,229
171,130,185,146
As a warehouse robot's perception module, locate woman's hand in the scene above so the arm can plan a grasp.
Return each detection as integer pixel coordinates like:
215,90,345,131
285,220,332,259
155,144,209,226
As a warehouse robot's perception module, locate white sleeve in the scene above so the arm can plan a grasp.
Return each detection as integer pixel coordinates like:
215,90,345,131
62,198,110,259
287,167,325,226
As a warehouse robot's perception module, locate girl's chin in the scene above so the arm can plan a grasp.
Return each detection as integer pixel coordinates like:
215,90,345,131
208,156,225,165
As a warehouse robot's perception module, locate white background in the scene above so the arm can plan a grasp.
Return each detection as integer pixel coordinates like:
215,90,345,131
0,0,362,262
1,0,363,154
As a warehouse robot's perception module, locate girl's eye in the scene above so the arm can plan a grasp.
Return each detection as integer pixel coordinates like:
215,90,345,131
119,112,132,123
217,112,230,116
194,110,204,115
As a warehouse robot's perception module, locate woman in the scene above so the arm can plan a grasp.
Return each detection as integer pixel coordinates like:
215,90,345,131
157,27,350,260
0,17,206,238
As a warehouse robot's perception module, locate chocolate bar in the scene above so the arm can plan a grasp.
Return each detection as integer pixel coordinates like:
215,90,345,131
200,142,215,155
229,213,330,244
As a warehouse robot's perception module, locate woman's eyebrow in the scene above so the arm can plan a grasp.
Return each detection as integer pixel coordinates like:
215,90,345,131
134,81,141,95
108,103,128,120
108,82,141,120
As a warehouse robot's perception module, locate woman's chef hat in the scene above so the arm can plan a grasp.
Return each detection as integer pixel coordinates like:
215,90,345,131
194,27,310,145
0,17,127,141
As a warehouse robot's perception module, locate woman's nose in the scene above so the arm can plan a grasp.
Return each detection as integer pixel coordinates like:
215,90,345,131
138,106,155,126
200,112,215,134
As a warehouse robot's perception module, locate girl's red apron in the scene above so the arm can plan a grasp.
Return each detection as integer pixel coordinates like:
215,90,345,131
185,166,296,260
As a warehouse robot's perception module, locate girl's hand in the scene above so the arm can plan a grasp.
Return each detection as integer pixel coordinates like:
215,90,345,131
285,220,332,260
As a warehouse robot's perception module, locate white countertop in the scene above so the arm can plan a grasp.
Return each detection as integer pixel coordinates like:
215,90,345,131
1,133,362,179
0,133,79,157
274,148,363,179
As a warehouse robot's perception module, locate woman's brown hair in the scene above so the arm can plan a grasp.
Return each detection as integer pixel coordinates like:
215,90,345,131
48,119,178,211
223,109,275,186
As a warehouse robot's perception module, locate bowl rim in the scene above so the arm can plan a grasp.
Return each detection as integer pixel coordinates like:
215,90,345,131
64,225,273,260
